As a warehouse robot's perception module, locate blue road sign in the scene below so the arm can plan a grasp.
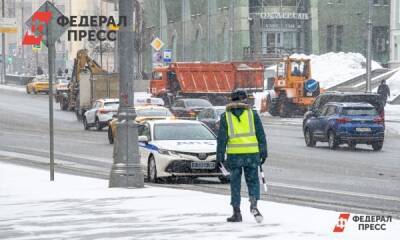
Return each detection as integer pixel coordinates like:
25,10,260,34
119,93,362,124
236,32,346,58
163,49,172,63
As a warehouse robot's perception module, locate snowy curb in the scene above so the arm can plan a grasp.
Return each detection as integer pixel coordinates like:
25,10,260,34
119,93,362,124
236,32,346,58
0,162,399,240
0,84,26,93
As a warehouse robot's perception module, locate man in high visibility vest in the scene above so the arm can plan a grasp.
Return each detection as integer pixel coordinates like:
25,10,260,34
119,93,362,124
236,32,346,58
217,90,268,223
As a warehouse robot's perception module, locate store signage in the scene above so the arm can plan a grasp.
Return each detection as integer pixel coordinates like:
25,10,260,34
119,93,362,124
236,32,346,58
251,12,309,20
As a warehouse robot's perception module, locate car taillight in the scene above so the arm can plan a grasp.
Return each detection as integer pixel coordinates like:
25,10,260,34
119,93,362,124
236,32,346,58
98,109,110,114
336,118,351,124
373,116,384,124
189,111,197,117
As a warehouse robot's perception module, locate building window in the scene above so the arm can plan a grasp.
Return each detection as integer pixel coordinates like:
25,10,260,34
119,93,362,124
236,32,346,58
373,0,379,4
336,25,343,51
327,25,334,51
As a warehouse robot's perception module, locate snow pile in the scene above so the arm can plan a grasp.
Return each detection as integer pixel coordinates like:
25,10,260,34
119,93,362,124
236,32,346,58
290,52,382,89
0,84,26,93
1,163,399,240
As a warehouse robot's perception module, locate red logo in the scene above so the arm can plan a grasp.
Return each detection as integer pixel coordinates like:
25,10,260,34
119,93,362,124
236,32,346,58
333,213,350,232
22,11,52,45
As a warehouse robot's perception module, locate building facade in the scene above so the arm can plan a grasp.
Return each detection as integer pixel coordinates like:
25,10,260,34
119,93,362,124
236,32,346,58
390,0,400,68
141,0,390,74
310,0,390,66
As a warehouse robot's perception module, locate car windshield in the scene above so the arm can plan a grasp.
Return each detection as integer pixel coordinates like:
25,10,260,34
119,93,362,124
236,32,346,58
154,123,215,140
104,102,119,109
57,79,69,84
216,108,226,116
136,108,172,117
341,107,378,116
185,99,212,108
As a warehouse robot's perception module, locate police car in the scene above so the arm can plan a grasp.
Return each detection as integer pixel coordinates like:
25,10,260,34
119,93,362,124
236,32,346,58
138,120,228,183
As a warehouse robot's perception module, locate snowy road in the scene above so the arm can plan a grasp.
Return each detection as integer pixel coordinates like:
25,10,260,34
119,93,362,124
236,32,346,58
0,87,399,218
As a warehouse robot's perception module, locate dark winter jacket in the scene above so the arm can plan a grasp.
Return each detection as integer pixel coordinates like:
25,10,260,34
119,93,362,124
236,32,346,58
216,102,268,168
377,83,390,99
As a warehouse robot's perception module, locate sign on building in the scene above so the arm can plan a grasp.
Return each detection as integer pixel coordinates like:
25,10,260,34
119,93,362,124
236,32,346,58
0,18,17,33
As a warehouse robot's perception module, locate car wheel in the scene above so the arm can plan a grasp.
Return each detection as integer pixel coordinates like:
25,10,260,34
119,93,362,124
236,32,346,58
218,176,230,184
33,88,37,94
305,128,316,147
328,131,338,149
148,155,158,183
83,117,89,130
348,142,356,150
26,87,30,94
108,127,114,144
372,141,383,151
95,118,102,131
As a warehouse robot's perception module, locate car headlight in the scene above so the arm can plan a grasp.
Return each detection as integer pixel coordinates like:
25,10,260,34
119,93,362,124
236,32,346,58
158,149,179,156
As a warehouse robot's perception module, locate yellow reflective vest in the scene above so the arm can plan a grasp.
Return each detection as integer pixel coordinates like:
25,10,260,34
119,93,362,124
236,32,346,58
225,109,259,154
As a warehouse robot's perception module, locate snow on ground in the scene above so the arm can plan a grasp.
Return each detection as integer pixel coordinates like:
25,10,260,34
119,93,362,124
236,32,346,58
0,84,26,93
290,52,382,89
0,163,399,240
385,104,400,135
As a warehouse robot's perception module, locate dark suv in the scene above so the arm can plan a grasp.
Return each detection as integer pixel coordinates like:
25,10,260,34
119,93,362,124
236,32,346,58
303,102,385,151
304,92,384,126
170,98,213,119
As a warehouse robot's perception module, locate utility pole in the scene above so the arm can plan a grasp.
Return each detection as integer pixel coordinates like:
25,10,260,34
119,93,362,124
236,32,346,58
109,0,144,188
366,0,373,93
1,0,6,84
229,0,234,61
21,0,24,74
182,0,185,61
207,0,210,61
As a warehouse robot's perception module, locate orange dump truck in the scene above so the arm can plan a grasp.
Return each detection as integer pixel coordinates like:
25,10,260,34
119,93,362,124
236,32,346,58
149,62,264,106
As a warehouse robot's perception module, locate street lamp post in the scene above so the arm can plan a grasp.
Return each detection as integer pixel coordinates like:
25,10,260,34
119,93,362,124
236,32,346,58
366,0,373,93
1,0,6,84
109,0,144,188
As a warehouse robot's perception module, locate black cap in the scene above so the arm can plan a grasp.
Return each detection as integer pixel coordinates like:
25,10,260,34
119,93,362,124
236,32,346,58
231,90,247,102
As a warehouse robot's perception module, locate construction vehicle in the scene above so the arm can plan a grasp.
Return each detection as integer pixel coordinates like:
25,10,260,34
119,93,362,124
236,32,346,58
265,58,321,117
149,62,264,106
59,49,119,120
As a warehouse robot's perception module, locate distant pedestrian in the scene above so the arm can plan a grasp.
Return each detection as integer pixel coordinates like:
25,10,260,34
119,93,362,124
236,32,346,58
377,80,390,106
216,90,268,223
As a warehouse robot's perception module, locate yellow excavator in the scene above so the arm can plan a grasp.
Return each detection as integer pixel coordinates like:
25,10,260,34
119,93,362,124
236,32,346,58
59,49,119,120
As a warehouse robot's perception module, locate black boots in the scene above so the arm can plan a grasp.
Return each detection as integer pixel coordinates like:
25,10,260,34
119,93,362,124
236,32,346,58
227,207,242,222
250,197,263,223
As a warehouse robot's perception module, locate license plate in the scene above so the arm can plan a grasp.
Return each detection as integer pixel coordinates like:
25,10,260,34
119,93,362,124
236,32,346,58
191,162,215,170
356,128,371,132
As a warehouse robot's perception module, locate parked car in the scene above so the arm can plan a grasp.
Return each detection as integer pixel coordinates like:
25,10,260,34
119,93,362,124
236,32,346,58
26,75,49,94
170,98,213,119
304,92,384,127
196,106,226,133
54,77,70,103
303,102,385,151
108,105,174,144
137,119,229,183
83,98,119,130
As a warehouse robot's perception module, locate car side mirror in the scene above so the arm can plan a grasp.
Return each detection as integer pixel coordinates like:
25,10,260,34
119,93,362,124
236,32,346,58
138,135,149,143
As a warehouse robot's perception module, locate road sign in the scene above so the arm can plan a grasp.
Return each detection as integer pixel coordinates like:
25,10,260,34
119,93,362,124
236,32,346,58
151,37,164,51
163,49,172,63
305,79,318,92
153,51,162,63
25,1,68,47
0,18,17,33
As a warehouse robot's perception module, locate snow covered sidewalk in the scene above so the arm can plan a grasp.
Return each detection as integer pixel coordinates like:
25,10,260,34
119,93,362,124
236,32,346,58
0,163,398,240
